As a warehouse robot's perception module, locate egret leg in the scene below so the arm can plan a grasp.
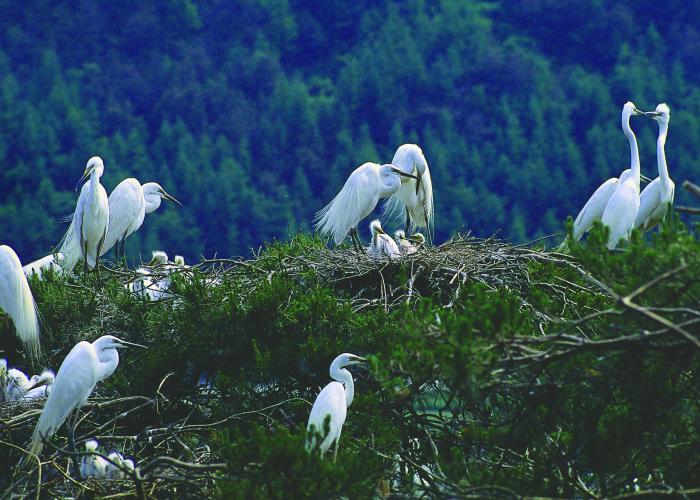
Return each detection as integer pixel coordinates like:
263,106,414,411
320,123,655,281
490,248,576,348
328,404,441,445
114,238,121,261
120,238,127,262
349,228,362,252
333,435,341,463
68,409,81,476
404,207,412,234
83,241,89,275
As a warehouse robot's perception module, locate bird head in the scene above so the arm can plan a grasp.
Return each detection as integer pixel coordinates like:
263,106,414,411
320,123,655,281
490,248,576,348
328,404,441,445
85,439,100,452
331,353,368,373
173,255,186,266
369,219,386,236
409,233,426,245
76,156,104,189
644,103,671,124
25,369,55,392
622,101,644,118
94,335,147,351
395,230,407,241
143,183,182,206
147,251,169,266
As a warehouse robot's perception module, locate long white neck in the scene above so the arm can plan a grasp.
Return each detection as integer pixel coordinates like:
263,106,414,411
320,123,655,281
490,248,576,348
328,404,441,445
89,168,102,197
623,113,641,187
144,195,162,214
656,121,670,185
95,348,119,382
331,367,354,407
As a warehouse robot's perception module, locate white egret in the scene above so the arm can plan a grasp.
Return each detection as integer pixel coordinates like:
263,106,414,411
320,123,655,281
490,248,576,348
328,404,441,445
0,245,40,355
129,251,175,300
306,353,366,460
368,220,401,259
79,439,108,479
5,367,31,401
10,369,55,401
635,103,675,231
383,144,434,242
315,162,419,250
105,451,135,479
59,157,110,273
568,102,645,243
600,102,647,249
23,253,65,279
0,359,6,400
395,230,425,255
103,179,181,259
28,335,146,469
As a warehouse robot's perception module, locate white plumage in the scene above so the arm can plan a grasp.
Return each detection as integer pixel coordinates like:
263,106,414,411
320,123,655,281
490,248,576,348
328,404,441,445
28,335,144,457
79,439,109,479
600,102,646,249
23,253,65,279
59,157,110,272
105,451,135,479
102,179,181,259
395,230,425,255
570,103,643,243
306,353,366,459
368,220,400,259
315,162,418,248
383,144,434,240
0,245,40,355
635,103,674,231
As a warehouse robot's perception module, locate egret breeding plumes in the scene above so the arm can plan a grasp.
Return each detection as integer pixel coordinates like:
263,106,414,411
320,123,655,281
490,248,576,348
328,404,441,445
315,162,419,249
306,353,366,460
79,439,108,479
23,253,65,280
59,157,110,273
635,103,675,231
383,144,434,242
0,245,40,355
28,335,146,466
568,102,645,244
601,102,647,249
103,179,181,259
368,220,401,259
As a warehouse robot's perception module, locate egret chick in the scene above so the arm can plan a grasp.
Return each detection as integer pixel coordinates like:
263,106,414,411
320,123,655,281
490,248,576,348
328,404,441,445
567,102,645,245
306,353,366,460
368,220,400,259
384,144,434,242
601,102,647,248
635,104,675,230
105,451,135,479
28,335,145,472
22,369,55,401
103,179,181,259
79,439,108,479
315,162,418,249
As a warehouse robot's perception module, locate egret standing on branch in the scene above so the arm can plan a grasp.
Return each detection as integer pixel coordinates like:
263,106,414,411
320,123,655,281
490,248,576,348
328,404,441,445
315,162,418,250
306,353,366,460
27,335,145,472
59,157,110,273
0,245,40,356
601,102,647,249
566,102,646,245
103,179,181,259
383,144,434,243
635,103,675,231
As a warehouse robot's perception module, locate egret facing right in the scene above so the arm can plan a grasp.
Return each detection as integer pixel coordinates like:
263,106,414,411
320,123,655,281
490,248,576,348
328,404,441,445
103,179,181,259
306,353,366,460
28,335,145,471
315,162,418,250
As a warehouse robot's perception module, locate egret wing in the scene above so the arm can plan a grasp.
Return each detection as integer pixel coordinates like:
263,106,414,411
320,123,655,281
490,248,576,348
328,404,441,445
103,179,144,256
29,341,97,456
0,246,40,355
635,178,661,229
602,183,639,248
306,382,347,454
315,164,376,244
572,178,619,239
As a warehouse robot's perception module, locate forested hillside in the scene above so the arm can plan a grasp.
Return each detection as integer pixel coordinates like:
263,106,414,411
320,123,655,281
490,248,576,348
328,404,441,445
2,0,700,262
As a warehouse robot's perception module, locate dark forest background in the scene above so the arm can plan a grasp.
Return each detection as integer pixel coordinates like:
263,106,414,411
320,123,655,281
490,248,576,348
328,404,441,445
2,0,700,262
